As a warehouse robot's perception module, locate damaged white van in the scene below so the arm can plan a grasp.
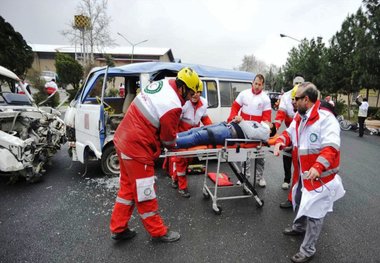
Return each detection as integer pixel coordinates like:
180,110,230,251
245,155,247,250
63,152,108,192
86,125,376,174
64,62,254,176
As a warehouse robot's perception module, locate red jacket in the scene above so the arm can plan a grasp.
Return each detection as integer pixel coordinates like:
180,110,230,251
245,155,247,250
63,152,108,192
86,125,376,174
178,96,212,132
114,79,183,165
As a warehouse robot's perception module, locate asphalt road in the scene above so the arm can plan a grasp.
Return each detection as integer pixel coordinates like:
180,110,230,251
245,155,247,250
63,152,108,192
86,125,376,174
1,130,380,263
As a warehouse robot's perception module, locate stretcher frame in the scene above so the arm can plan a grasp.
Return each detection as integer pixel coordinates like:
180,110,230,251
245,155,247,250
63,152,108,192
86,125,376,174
162,139,266,214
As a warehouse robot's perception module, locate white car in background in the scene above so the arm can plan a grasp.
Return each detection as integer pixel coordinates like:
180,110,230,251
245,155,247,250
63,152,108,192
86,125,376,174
40,70,58,82
0,66,66,183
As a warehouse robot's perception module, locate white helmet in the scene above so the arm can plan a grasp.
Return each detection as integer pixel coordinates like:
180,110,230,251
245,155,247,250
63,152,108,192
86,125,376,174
293,76,304,85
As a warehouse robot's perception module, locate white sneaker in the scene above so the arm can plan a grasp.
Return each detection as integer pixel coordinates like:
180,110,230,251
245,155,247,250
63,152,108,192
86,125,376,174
281,182,290,190
258,178,266,187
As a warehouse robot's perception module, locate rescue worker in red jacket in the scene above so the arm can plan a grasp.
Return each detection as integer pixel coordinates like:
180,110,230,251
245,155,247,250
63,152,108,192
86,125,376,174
227,73,271,187
169,80,212,198
109,67,201,243
276,84,301,209
274,82,345,262
44,78,58,95
275,76,304,194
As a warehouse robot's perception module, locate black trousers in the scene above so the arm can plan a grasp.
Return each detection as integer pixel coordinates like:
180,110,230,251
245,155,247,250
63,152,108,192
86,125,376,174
358,116,366,137
283,154,292,183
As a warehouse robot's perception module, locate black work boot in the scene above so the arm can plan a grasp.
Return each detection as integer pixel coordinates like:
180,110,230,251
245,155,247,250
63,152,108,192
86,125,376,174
111,228,137,241
152,230,180,243
279,200,292,209
283,227,305,236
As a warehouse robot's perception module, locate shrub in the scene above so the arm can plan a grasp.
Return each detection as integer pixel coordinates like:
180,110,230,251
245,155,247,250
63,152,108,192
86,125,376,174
369,107,380,120
26,69,59,108
334,99,346,116
106,87,119,97
66,88,78,102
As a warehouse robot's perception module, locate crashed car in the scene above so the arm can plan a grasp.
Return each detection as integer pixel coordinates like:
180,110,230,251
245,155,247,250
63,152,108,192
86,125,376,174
0,66,66,182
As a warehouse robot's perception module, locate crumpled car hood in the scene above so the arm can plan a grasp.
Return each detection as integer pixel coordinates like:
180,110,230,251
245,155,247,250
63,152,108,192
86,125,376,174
0,103,66,182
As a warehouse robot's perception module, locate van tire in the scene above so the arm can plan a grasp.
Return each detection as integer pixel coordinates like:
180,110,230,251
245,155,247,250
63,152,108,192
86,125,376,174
101,145,120,177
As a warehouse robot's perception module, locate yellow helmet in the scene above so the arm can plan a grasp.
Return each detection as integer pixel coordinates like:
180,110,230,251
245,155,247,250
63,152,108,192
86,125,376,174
177,67,201,93
291,84,299,99
198,79,203,92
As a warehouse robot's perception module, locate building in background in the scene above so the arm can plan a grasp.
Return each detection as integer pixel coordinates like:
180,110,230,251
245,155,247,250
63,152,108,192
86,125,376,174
338,90,379,108
29,44,175,73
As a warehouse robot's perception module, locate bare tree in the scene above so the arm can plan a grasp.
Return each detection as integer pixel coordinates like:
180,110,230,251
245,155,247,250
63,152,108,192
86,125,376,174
265,64,281,91
236,54,268,74
62,0,114,66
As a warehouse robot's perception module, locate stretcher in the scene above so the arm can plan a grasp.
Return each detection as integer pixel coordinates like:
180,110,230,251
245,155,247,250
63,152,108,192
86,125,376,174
162,138,272,215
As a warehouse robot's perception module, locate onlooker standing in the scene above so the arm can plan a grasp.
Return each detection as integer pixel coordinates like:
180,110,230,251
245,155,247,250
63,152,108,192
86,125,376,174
227,74,271,187
274,82,345,263
355,95,369,137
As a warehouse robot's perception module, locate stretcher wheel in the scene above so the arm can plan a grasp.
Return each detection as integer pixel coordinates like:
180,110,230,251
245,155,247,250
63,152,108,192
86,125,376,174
213,205,222,215
256,199,264,208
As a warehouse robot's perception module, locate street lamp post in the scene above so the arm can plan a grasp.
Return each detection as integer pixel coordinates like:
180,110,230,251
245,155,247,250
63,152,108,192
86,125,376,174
280,34,301,43
117,32,148,63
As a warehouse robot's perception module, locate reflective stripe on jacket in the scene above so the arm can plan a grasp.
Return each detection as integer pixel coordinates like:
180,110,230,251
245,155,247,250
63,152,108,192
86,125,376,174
114,79,183,165
275,90,295,129
227,89,271,123
275,100,341,190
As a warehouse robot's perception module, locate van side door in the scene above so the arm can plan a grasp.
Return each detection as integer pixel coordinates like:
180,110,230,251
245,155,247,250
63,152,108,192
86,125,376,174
75,70,108,161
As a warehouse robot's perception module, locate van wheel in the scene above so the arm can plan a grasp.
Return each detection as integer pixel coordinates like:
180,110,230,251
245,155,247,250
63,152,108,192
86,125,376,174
101,145,119,177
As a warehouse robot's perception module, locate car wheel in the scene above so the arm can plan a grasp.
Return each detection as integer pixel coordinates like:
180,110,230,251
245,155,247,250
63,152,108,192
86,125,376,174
101,145,119,177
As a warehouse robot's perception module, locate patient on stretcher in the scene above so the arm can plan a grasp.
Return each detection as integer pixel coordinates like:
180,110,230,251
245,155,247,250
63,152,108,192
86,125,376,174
175,117,277,149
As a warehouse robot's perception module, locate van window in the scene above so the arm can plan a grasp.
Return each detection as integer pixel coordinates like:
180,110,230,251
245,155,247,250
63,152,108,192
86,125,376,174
219,81,252,107
85,76,104,104
232,82,251,100
220,81,231,107
205,80,218,108
85,76,126,101
105,76,125,98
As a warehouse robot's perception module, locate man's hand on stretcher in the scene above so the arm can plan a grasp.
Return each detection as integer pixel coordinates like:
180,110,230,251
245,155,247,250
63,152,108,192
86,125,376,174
232,116,243,123
273,142,285,156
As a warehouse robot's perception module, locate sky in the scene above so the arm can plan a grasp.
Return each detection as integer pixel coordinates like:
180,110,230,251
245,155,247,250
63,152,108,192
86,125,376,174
1,0,363,70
